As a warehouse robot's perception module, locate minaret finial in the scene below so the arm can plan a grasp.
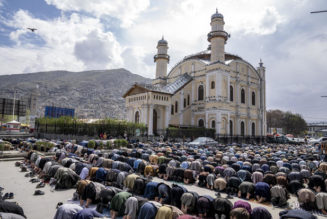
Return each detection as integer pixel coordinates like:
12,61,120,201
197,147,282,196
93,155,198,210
259,59,263,67
162,35,164,40
216,8,218,13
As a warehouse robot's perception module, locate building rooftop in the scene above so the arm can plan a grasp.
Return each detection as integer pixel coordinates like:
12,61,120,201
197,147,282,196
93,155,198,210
132,73,192,95
162,73,192,94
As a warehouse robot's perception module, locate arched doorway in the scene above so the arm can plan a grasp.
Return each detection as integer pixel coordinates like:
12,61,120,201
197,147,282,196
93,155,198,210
211,120,215,129
241,121,245,136
252,122,255,136
135,111,140,124
153,109,157,135
198,119,204,127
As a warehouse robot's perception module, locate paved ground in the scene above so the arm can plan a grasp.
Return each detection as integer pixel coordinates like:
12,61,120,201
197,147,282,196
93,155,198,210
0,161,324,219
0,161,74,219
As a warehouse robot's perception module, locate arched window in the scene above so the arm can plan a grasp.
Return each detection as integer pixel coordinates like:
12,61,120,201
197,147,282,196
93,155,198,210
171,105,174,115
252,92,255,106
198,85,204,101
241,88,245,104
135,111,140,124
198,119,204,128
211,81,215,89
252,122,255,136
187,94,190,105
184,98,186,108
211,120,215,129
230,86,233,102
175,101,178,113
229,120,233,136
241,121,245,136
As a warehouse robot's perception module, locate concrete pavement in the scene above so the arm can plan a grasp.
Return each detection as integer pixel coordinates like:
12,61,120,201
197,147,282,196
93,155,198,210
0,161,325,219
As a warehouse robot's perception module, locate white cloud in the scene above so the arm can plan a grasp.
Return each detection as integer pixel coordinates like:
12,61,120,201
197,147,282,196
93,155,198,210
44,0,150,28
0,0,289,77
121,46,154,78
74,30,123,70
1,9,124,74
249,7,285,35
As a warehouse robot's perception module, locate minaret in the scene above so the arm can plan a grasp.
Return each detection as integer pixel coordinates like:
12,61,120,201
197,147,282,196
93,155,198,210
154,36,169,79
257,59,266,137
207,9,229,63
258,59,266,81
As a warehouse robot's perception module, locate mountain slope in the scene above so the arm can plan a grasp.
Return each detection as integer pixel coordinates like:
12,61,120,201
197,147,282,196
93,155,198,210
0,68,151,119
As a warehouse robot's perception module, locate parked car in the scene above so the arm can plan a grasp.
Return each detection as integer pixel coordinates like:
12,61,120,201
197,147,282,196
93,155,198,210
286,137,297,144
309,137,327,145
187,137,218,147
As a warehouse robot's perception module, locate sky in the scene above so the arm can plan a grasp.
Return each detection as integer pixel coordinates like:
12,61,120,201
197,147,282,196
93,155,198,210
0,0,326,122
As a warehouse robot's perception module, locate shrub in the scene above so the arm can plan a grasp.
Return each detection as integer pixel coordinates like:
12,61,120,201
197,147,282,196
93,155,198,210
34,141,55,151
35,117,147,138
35,141,43,151
120,139,128,147
113,139,128,148
0,141,12,151
99,141,104,150
105,141,112,149
114,139,120,148
88,140,96,148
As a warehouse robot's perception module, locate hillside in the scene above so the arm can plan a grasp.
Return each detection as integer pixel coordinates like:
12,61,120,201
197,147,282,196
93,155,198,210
0,68,151,119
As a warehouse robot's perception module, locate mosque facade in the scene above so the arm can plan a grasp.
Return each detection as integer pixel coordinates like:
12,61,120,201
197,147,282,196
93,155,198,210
123,10,266,138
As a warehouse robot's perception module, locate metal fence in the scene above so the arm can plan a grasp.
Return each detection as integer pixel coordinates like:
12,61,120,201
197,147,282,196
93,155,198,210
165,127,216,139
215,135,266,144
35,121,266,144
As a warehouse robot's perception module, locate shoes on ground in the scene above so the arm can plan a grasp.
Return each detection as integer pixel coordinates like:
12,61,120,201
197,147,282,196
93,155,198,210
8,192,14,199
34,190,45,195
2,193,9,199
36,182,45,188
30,178,40,183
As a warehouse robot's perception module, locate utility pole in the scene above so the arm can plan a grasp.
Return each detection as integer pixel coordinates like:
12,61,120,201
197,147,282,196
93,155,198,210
12,90,17,121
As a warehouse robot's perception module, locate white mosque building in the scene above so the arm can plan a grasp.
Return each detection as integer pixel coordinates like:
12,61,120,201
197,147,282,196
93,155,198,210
123,10,266,140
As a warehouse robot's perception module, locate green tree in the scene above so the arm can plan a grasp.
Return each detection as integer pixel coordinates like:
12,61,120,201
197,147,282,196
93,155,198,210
267,109,307,136
282,112,307,136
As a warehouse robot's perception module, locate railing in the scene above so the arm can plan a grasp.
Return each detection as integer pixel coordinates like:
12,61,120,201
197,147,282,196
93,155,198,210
215,135,266,144
166,127,216,139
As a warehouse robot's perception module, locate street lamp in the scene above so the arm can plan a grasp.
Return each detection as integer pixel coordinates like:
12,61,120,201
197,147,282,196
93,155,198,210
311,10,327,13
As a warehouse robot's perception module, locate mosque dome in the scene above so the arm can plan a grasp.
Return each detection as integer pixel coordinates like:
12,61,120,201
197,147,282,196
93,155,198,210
158,36,168,46
211,9,223,20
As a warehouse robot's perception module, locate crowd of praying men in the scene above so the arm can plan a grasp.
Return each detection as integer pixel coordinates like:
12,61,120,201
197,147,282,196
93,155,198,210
10,140,327,219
